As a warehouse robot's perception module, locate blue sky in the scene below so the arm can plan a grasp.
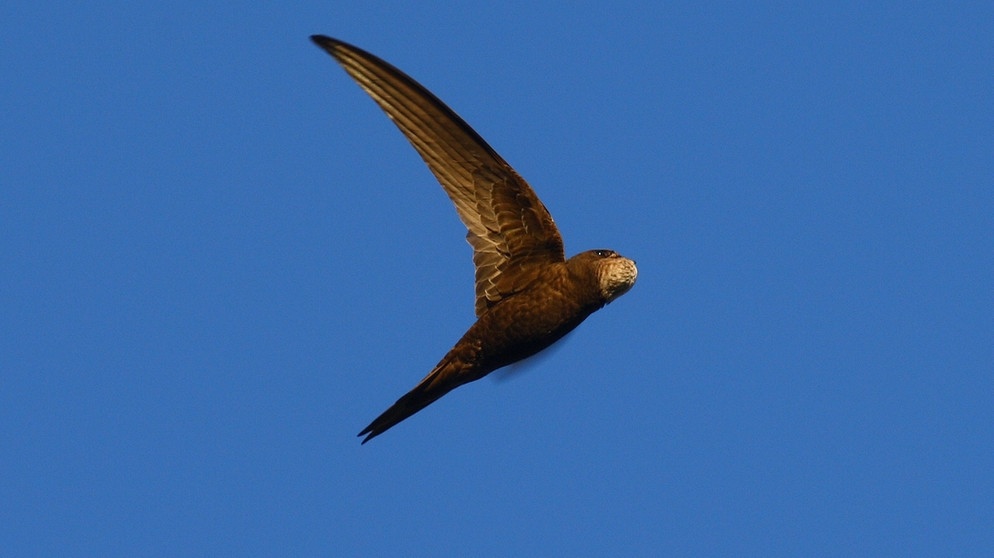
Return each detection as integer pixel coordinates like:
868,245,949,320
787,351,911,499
3,2,992,556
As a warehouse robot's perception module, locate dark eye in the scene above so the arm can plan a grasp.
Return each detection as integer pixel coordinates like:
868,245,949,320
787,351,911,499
594,250,613,258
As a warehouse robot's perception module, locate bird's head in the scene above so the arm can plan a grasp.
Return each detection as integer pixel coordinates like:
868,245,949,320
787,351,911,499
572,249,638,303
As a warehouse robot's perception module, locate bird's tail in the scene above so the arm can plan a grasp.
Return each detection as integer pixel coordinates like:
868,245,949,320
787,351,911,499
357,355,468,444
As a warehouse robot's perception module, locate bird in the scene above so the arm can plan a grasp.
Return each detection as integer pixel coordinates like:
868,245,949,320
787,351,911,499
310,35,638,444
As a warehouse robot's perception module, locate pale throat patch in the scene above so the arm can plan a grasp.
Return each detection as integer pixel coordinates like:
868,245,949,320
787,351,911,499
598,258,638,302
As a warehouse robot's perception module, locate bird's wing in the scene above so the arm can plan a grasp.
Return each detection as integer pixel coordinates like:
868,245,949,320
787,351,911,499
312,35,565,316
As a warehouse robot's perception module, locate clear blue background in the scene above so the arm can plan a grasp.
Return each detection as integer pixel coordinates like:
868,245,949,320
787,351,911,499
3,2,992,556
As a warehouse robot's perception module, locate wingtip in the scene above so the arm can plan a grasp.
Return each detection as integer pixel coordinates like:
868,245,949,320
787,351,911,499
310,34,342,53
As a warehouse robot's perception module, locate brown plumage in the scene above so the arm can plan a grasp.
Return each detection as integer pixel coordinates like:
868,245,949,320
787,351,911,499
311,35,637,443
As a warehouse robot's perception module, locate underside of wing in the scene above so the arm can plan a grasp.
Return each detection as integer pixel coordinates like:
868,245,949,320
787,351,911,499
311,35,565,315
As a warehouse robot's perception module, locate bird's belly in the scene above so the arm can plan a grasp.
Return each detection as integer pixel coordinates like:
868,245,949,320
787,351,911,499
469,291,595,371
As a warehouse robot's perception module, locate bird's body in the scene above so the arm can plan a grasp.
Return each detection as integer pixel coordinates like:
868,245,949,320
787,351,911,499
358,252,634,441
311,35,637,443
